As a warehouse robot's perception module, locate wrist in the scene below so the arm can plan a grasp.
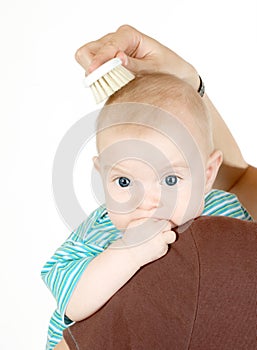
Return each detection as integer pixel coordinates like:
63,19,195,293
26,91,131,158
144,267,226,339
181,63,200,90
127,245,144,269
183,71,205,97
108,240,142,270
164,57,202,95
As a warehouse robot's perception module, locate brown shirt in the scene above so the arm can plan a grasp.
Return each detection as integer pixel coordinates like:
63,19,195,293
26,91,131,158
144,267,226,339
64,216,257,350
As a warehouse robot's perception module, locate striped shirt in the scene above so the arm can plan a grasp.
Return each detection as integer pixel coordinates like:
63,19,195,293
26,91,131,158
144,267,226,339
41,189,253,350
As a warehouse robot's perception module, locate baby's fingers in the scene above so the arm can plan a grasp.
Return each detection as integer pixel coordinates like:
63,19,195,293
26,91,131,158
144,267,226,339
163,230,177,245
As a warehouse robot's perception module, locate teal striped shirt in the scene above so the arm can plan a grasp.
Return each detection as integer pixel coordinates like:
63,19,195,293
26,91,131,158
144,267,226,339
41,189,253,350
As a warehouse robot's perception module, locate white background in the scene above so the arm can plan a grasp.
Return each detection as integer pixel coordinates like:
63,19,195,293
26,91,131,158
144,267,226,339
0,0,256,349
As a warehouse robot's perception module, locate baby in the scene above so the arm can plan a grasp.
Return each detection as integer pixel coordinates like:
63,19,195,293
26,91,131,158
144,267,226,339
42,73,252,350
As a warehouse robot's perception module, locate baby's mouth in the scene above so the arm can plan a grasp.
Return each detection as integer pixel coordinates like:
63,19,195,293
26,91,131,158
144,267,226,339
130,216,176,229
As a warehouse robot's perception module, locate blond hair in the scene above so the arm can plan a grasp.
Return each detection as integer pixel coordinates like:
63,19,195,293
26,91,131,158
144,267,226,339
96,73,213,156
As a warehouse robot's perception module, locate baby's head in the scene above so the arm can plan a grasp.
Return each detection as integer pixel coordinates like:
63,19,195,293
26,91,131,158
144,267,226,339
94,73,222,231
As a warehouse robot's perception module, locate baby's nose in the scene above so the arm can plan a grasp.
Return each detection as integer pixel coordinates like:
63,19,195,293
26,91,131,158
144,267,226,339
139,184,161,210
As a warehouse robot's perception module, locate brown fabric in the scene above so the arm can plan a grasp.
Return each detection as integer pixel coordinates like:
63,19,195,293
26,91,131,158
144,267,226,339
64,216,257,350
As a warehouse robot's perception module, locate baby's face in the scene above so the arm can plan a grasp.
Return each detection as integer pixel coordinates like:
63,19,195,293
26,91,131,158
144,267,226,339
95,125,206,231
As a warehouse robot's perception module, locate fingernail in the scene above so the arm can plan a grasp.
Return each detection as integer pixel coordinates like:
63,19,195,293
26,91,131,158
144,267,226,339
87,65,93,74
117,52,128,66
123,54,128,66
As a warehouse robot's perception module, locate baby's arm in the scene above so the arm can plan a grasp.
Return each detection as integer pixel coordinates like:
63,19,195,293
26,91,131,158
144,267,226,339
41,213,175,324
41,232,103,324
65,220,175,322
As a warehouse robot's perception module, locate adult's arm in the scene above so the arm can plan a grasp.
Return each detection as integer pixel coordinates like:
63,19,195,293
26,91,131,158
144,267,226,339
206,95,257,218
75,24,257,219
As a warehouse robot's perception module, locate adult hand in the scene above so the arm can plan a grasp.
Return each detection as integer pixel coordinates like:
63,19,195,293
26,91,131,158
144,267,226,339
75,24,199,89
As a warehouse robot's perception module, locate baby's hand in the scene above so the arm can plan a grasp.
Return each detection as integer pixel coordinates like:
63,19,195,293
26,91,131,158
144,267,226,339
115,219,176,268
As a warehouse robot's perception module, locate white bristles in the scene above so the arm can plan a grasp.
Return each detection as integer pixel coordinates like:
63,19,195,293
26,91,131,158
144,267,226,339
84,58,135,104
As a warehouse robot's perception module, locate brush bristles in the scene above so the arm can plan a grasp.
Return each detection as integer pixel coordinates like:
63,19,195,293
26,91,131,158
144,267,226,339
90,64,135,104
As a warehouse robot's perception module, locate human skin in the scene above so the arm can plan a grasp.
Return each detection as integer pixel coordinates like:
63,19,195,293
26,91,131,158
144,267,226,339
75,24,257,219
54,24,257,349
95,123,220,231
55,120,221,350
65,101,222,322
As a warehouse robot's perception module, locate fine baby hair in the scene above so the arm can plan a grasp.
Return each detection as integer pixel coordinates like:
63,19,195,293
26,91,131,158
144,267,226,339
97,73,213,157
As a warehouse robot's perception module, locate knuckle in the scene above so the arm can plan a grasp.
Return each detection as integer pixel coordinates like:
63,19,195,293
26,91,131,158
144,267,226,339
161,245,168,257
103,40,117,50
117,24,132,32
100,32,114,43
105,31,114,38
74,48,83,63
158,243,168,257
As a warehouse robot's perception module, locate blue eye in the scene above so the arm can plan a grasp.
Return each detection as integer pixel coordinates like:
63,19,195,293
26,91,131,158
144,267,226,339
163,175,179,186
116,177,131,188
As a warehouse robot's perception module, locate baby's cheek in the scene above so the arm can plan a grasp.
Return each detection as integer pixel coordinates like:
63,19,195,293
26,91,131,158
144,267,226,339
175,195,205,226
196,199,205,216
107,211,131,231
105,183,132,203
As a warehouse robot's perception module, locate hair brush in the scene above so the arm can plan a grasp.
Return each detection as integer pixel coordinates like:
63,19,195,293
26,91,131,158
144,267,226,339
84,58,135,104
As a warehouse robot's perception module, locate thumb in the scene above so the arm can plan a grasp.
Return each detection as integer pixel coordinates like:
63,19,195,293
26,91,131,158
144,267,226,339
116,51,153,75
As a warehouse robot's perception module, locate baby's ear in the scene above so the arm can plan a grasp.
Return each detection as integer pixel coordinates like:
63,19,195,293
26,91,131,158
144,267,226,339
205,150,223,193
93,156,100,172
